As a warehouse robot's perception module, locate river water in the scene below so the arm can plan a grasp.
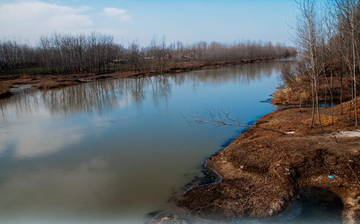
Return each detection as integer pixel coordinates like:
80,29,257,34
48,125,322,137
0,61,343,224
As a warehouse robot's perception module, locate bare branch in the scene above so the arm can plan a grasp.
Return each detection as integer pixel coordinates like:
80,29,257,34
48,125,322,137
185,108,288,135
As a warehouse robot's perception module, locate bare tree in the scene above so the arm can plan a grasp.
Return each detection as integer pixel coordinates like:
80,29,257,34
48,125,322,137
295,0,323,130
0,33,296,77
335,0,359,127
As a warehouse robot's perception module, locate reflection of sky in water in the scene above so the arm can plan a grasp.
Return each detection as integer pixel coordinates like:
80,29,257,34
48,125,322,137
0,62,281,159
0,61,340,224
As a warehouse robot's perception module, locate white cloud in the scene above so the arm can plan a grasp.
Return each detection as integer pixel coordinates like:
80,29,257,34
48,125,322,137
102,7,132,23
0,1,94,42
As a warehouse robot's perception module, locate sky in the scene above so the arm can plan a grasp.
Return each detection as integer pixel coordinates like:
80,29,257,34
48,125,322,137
0,0,298,46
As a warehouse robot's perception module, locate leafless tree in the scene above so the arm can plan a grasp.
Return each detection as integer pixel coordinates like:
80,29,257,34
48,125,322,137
335,0,359,127
295,0,324,130
0,33,296,77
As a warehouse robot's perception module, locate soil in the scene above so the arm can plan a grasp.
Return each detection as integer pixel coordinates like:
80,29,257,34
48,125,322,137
176,102,360,223
0,57,284,97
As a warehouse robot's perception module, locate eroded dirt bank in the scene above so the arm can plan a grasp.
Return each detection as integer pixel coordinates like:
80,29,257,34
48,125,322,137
176,104,360,223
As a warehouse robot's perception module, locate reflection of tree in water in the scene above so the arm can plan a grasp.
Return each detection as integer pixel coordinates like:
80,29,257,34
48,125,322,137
117,76,172,107
0,90,40,119
0,61,287,117
0,77,172,116
42,81,120,115
0,82,120,117
172,61,284,87
148,76,172,107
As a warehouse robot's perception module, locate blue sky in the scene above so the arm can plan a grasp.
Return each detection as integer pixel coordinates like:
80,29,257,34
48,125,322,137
0,0,298,46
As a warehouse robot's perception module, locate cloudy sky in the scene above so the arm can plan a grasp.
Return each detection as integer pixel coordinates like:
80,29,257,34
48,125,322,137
0,0,298,46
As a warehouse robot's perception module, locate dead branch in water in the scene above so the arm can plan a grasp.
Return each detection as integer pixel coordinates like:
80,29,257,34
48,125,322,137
185,108,288,135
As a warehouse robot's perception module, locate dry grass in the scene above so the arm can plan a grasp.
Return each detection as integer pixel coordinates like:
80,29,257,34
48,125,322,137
272,87,311,105
302,114,347,126
273,76,354,106
334,97,360,116
0,82,10,97
37,79,78,89
19,74,32,79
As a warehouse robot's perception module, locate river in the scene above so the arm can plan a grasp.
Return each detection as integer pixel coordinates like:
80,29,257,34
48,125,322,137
0,60,343,224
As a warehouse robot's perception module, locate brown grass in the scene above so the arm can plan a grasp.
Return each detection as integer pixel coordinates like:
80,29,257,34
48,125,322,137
334,97,360,116
37,80,79,90
1,57,279,93
302,114,347,126
0,82,10,97
272,76,354,106
272,87,311,105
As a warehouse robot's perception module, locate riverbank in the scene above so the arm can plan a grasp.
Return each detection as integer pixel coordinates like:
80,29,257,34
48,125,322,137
176,99,360,223
0,57,287,98
0,82,10,98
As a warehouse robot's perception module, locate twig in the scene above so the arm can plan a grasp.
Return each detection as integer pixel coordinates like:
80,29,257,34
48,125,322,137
347,163,360,186
186,108,288,135
331,134,360,186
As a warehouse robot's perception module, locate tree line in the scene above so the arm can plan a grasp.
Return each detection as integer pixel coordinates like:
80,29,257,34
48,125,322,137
281,0,360,128
0,32,296,76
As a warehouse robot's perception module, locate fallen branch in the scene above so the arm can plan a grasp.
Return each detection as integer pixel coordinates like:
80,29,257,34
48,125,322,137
185,108,288,135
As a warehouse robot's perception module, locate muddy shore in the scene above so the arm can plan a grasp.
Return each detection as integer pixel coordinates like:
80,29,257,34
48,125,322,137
176,102,360,223
0,57,286,98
